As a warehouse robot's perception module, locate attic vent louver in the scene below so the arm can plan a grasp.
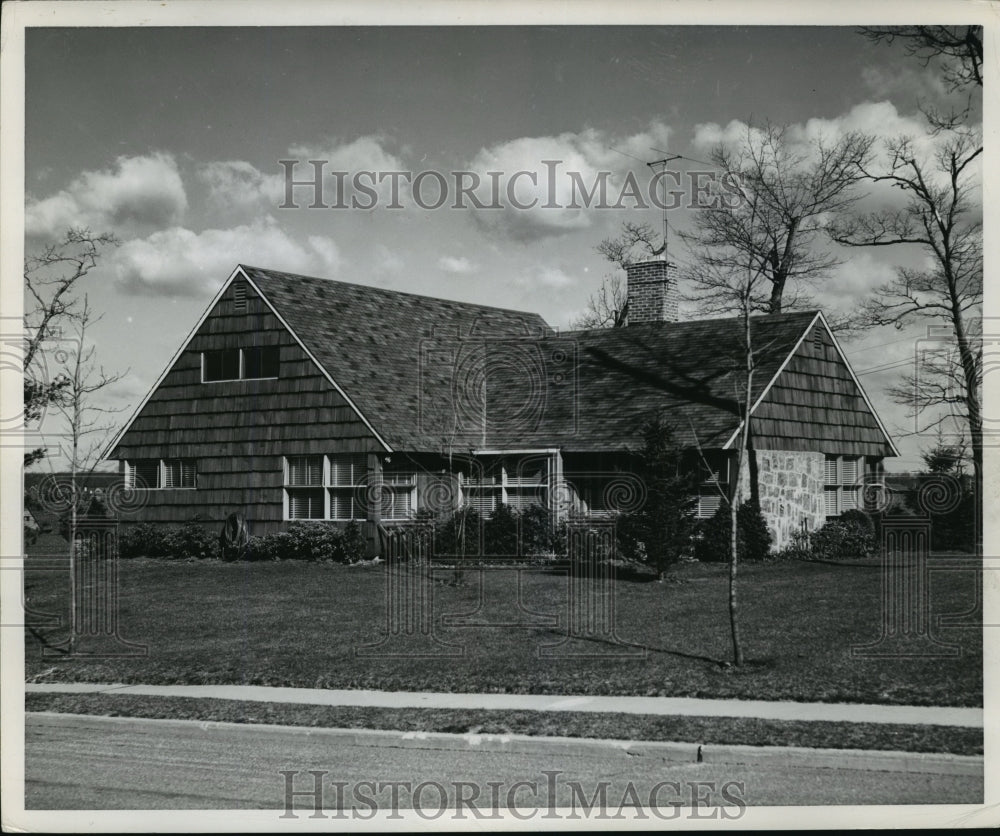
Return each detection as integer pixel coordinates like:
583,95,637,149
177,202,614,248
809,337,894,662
233,281,247,312
813,327,823,355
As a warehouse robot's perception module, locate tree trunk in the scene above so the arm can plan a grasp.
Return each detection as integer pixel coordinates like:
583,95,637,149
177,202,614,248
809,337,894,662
728,309,755,668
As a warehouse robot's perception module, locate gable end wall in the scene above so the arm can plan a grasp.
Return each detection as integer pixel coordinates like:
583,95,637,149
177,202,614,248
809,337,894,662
110,279,378,533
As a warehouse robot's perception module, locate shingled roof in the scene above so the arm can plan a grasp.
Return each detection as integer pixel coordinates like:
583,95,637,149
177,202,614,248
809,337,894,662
241,267,893,456
477,312,819,452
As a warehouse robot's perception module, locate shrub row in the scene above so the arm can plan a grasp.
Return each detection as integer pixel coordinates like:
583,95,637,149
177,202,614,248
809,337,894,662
428,504,564,559
119,521,217,560
118,520,368,563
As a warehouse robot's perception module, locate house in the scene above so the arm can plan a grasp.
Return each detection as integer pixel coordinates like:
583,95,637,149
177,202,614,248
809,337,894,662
104,260,897,552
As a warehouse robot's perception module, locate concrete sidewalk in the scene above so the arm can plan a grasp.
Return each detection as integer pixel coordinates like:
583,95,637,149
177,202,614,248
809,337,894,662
25,682,983,728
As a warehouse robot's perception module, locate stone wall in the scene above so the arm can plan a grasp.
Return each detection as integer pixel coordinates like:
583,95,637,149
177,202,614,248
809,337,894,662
739,449,826,551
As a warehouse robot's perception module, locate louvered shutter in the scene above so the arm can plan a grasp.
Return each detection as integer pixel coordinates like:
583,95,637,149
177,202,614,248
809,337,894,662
840,456,859,486
699,494,722,519
824,456,838,485
825,487,839,516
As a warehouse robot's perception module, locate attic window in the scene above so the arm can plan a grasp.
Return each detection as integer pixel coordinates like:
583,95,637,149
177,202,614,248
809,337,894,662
202,347,280,381
233,282,247,312
126,458,196,489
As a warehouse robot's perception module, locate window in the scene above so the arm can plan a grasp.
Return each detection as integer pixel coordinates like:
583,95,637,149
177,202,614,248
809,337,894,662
382,472,416,520
202,347,280,382
825,454,862,516
461,459,548,518
243,346,280,379
203,348,241,382
126,459,196,489
282,454,383,522
329,454,367,521
285,455,324,520
697,454,731,519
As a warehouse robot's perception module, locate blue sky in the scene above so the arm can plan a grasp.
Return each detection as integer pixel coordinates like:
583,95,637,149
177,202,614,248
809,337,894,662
22,22,984,470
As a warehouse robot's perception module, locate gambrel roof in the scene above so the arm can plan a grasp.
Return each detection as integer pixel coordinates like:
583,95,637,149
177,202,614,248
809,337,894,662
106,266,897,459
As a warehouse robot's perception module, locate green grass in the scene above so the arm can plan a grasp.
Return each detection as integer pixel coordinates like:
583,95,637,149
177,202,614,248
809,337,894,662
23,553,981,707
24,693,983,755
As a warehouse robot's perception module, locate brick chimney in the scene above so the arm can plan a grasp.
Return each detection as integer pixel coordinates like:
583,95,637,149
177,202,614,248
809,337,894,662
625,259,678,324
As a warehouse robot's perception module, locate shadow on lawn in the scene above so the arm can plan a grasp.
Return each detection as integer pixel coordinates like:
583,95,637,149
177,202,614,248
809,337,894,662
542,629,730,667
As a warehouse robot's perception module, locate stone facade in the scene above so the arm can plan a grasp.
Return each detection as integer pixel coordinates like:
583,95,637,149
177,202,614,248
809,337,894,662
739,449,826,551
625,259,679,324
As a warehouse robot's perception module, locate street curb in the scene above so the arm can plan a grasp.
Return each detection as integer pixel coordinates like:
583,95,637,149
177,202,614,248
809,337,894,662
699,743,983,776
26,712,983,777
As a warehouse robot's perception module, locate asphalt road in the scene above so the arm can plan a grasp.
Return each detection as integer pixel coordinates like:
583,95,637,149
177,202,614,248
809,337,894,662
24,713,982,815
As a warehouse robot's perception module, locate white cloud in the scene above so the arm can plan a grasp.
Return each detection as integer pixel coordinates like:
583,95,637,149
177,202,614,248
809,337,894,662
514,265,576,290
198,135,408,214
811,250,898,314
372,243,404,276
111,218,342,296
198,159,284,213
466,121,673,242
288,135,405,178
26,152,187,239
691,102,981,224
438,255,478,275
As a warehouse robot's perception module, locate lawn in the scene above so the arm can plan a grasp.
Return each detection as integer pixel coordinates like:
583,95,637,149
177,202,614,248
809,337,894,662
22,553,982,707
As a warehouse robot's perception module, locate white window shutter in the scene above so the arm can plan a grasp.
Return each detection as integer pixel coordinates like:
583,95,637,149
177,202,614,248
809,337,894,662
840,457,858,486
825,487,839,516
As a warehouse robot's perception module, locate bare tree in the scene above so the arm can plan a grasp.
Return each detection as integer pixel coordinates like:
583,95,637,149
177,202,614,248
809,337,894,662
51,297,127,653
830,126,982,545
572,273,627,329
859,26,983,92
685,177,784,666
24,228,118,466
682,122,875,315
573,222,664,329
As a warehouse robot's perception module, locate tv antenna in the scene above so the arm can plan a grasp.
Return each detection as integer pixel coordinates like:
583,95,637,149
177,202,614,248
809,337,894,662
607,145,680,263
647,152,681,264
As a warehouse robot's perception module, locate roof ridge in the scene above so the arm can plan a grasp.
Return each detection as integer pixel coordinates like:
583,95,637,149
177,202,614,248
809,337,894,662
239,264,552,323
560,309,820,337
